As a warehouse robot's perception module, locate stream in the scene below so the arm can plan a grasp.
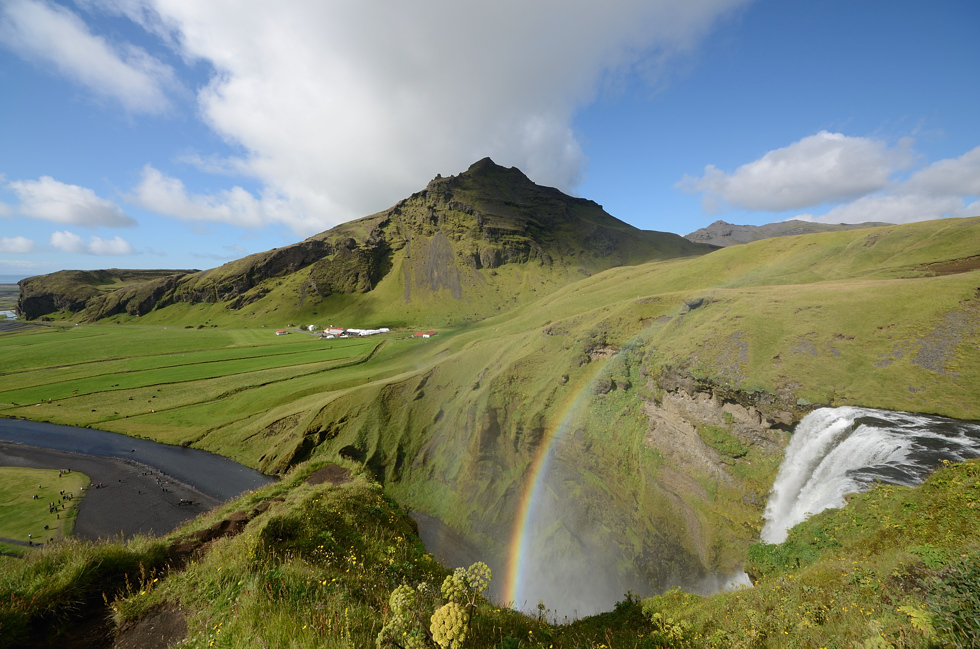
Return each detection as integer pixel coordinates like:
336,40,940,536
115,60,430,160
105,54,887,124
0,418,272,501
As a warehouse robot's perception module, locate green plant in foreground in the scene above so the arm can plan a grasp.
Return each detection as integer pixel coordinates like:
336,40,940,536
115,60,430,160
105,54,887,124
641,588,698,647
927,551,980,648
431,601,468,648
377,561,492,649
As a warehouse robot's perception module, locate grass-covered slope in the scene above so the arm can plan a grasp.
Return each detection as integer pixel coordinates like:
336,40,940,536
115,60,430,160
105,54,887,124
2,217,978,610
641,458,980,648
291,217,980,596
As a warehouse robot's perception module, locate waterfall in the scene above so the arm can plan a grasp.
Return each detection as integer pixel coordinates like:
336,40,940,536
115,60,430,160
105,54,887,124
761,406,980,544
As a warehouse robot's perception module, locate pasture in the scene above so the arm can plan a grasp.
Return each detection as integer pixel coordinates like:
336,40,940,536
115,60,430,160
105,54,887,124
0,284,17,312
0,467,88,555
0,325,438,471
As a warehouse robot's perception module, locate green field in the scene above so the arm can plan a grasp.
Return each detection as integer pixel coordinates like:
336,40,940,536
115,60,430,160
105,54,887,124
0,467,87,555
0,327,418,465
0,284,17,313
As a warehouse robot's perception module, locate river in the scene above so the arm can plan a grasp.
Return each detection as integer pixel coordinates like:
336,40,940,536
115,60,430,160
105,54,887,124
0,418,271,501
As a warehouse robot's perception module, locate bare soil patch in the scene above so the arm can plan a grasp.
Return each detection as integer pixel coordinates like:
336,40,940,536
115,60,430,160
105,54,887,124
918,254,980,276
113,603,187,649
306,464,353,486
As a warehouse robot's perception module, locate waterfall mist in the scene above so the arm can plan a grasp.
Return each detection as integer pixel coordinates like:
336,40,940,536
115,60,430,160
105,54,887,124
761,406,980,544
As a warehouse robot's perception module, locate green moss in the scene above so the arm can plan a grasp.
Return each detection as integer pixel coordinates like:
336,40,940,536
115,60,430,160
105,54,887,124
698,424,749,460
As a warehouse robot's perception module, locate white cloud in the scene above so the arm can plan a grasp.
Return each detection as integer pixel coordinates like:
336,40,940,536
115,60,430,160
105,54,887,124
8,176,135,227
793,144,980,225
88,235,135,255
902,145,980,197
0,0,175,114
128,165,318,231
796,194,977,225
0,258,44,271
683,131,980,225
50,230,135,255
50,230,86,253
0,201,11,217
101,0,748,232
677,131,914,212
128,165,263,226
0,236,36,253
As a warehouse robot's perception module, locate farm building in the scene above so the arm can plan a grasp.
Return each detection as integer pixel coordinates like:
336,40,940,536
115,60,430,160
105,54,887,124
345,328,390,337
413,331,436,338
275,330,289,335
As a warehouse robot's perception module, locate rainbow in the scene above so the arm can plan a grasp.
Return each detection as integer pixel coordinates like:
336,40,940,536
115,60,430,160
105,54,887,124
501,363,604,608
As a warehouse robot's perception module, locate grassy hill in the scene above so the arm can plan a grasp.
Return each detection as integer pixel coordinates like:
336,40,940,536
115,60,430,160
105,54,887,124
16,159,710,327
3,216,978,616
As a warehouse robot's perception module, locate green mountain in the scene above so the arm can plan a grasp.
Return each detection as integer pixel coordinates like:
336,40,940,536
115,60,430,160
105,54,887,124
16,158,710,325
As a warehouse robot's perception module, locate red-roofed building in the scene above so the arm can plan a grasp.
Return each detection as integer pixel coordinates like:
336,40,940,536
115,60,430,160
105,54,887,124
413,331,436,338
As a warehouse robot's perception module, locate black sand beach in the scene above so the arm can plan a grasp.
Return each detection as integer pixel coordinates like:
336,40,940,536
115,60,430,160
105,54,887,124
0,442,219,541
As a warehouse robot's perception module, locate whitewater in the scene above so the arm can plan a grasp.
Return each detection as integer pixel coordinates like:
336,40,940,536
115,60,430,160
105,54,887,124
761,406,980,544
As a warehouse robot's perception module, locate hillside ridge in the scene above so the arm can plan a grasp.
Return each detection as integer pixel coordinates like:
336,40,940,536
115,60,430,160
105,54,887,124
17,158,711,323
684,218,891,247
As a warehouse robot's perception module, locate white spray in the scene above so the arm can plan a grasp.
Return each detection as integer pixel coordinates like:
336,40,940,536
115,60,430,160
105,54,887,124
761,406,980,544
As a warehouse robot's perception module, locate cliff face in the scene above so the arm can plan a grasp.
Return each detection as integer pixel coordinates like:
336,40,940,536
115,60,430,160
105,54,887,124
16,269,195,320
18,159,712,323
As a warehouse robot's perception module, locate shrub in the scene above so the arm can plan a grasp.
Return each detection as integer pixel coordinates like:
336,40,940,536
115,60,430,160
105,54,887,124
928,551,980,648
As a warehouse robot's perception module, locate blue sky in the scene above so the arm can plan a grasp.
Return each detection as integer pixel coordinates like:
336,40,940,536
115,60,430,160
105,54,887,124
1,0,978,281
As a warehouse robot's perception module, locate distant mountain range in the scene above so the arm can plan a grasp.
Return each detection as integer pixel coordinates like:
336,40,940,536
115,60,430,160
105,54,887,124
684,219,891,247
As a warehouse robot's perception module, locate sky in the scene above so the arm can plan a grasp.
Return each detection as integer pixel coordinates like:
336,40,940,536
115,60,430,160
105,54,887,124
1,0,978,280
